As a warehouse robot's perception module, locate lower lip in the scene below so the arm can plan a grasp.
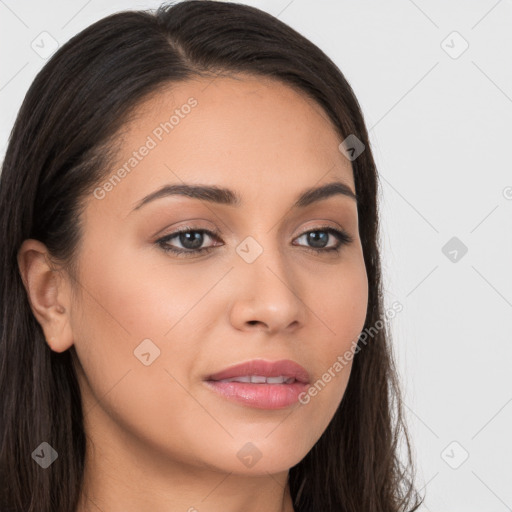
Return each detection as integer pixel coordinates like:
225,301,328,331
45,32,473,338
204,380,309,409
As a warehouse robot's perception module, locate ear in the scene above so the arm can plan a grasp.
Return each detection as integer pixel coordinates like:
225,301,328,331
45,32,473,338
17,239,74,353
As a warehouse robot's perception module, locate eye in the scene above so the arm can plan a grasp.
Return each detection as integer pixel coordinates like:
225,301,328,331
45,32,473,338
156,227,221,258
293,226,353,254
156,225,353,258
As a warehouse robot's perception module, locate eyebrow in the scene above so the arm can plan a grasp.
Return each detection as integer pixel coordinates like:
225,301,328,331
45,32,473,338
131,180,357,212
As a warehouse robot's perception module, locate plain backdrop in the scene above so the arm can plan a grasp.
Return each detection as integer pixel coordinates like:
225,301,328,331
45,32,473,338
1,1,511,510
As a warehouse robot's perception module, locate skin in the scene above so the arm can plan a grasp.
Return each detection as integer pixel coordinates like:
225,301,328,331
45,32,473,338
18,74,368,512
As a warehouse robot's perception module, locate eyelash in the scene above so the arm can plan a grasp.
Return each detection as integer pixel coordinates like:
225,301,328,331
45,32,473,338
156,225,353,258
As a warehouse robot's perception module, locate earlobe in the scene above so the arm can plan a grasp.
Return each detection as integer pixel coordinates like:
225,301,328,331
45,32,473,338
44,314,74,353
17,239,74,353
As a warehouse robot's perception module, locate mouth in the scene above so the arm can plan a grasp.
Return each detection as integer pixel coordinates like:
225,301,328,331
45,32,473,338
212,375,298,384
204,359,310,410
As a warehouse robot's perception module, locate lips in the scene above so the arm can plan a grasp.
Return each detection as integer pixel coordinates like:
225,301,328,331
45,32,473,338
204,359,311,409
205,359,310,384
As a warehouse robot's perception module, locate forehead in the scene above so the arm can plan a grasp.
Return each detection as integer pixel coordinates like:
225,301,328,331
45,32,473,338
93,74,355,215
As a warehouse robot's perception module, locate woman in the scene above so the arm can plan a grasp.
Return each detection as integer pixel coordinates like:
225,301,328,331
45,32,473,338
0,1,421,510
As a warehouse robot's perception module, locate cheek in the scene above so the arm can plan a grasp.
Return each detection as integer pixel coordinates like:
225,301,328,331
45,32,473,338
296,255,368,420
74,236,210,341
311,254,369,354
69,243,209,419
69,249,216,466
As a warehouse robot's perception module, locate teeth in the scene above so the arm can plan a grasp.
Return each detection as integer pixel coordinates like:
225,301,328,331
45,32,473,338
265,376,286,384
221,376,251,383
217,375,295,384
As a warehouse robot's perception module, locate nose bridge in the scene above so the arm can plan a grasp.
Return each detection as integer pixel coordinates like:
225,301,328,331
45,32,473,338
236,231,290,287
230,231,304,330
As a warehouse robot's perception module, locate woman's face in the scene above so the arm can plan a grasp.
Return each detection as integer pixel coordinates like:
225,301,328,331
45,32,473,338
67,74,368,475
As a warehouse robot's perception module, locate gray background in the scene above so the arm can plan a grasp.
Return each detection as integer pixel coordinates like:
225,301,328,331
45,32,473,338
1,1,511,510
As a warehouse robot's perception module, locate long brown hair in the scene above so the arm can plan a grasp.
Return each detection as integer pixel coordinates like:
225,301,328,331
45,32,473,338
0,1,421,510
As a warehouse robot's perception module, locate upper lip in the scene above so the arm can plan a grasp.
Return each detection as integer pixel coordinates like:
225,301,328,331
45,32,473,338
206,359,310,384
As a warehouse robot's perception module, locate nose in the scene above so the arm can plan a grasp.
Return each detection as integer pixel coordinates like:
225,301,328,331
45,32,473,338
228,240,306,334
